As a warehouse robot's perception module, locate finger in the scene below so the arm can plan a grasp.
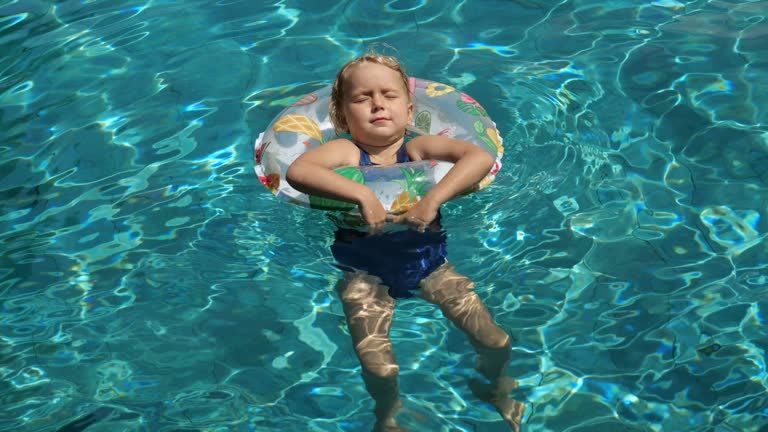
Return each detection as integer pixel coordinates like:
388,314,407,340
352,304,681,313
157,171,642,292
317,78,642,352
364,212,383,224
398,218,420,232
406,216,425,226
369,217,387,233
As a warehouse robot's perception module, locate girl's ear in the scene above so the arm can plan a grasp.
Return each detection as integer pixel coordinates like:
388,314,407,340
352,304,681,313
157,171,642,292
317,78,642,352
407,102,414,123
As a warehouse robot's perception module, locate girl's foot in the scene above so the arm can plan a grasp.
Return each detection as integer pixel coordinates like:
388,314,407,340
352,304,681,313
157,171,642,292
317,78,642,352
491,397,526,432
469,376,526,431
373,399,411,432
372,421,412,432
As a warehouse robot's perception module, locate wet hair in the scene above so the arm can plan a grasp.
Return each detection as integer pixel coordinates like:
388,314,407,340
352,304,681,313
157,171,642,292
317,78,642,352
329,51,410,133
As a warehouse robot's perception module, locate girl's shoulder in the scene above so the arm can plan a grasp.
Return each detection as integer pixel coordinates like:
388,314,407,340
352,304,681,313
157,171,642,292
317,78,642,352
294,137,359,168
320,137,361,166
404,134,441,158
406,134,476,162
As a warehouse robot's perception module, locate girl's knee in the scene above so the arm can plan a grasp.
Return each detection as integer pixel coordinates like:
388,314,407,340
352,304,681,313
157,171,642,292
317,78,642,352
355,338,399,378
358,341,400,378
362,361,400,379
476,327,511,350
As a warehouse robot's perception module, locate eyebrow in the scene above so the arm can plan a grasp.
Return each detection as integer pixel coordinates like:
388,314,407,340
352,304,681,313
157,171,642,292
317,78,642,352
348,86,403,96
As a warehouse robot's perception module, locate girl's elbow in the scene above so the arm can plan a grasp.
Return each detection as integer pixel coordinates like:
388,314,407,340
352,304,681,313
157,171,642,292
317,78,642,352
477,149,495,170
285,162,304,189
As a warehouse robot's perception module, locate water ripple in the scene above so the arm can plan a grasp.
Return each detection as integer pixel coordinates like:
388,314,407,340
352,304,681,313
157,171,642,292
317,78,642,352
1,0,768,430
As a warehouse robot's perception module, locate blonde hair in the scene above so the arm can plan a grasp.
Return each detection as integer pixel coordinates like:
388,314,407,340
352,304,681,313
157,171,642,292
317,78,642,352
329,52,410,133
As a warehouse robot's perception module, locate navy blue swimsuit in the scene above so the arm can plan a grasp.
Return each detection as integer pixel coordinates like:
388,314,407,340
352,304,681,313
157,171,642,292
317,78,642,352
330,145,448,298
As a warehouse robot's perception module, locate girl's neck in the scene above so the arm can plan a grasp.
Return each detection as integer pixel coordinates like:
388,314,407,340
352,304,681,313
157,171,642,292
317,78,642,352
354,136,405,166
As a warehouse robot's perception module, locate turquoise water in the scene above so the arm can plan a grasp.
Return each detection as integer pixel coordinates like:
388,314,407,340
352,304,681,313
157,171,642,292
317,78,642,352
1,0,767,431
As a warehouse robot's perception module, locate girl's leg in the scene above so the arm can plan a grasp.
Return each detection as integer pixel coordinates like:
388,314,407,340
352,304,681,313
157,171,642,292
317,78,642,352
337,272,404,431
419,262,509,349
419,263,525,431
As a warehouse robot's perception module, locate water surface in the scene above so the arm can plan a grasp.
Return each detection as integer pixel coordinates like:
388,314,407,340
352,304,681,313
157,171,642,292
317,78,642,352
1,0,767,431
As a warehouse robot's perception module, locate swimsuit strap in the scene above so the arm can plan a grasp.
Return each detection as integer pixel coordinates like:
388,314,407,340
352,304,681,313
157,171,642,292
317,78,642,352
358,147,373,166
396,144,411,163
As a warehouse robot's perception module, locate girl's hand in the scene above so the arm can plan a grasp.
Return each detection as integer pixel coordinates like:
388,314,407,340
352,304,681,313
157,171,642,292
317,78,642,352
387,198,439,232
358,192,388,233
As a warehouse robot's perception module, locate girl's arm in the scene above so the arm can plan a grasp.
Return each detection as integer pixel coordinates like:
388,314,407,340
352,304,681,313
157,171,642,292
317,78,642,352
389,135,495,227
286,139,387,228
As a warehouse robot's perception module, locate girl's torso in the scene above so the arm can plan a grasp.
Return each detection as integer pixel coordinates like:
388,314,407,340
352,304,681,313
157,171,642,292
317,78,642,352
331,138,447,298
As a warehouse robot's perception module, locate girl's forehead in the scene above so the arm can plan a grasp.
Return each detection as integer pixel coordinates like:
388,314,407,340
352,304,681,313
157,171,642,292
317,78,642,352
344,63,405,88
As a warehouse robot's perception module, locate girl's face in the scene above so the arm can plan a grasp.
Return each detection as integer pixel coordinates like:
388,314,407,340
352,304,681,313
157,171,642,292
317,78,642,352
341,62,413,147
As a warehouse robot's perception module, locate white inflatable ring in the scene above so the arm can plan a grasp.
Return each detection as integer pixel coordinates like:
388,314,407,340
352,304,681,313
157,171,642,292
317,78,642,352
254,78,503,212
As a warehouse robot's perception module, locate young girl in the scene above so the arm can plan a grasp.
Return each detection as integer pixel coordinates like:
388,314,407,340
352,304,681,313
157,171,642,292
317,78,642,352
286,53,525,431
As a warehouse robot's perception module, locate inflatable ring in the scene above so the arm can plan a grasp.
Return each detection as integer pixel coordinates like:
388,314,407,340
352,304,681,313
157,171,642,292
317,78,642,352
254,78,503,212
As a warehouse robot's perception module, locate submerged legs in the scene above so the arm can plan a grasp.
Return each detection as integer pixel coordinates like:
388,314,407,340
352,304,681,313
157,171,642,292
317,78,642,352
336,264,525,431
337,272,405,431
420,263,526,431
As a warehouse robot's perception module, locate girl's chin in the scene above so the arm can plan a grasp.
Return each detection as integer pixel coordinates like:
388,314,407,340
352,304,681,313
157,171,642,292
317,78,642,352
353,138,403,148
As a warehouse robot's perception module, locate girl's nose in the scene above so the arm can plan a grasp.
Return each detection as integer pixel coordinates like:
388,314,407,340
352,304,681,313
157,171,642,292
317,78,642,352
371,94,384,109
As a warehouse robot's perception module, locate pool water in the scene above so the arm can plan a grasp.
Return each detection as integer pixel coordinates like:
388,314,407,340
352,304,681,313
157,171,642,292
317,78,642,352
2,0,767,431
